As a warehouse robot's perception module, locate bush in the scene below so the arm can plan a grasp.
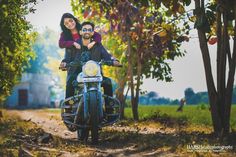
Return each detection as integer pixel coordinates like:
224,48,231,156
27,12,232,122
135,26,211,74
197,103,208,110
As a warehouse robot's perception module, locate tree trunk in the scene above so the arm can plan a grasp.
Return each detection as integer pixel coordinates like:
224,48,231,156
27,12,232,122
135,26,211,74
116,81,125,119
216,0,224,135
127,35,138,120
131,97,139,121
132,51,142,121
216,0,229,135
195,0,236,136
224,0,236,134
219,0,230,134
116,72,128,119
195,0,221,134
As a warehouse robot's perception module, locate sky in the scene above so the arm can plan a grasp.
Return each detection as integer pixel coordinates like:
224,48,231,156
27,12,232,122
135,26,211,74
26,0,73,33
26,0,218,100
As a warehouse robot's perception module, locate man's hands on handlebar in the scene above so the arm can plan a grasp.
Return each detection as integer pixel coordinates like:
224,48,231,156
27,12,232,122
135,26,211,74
113,60,122,67
59,62,67,71
111,57,122,67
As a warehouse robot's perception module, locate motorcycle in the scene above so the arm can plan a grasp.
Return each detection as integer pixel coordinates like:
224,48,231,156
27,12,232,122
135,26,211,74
60,58,121,144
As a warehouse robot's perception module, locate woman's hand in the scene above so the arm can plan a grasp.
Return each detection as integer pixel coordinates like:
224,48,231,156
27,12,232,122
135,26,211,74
88,41,96,49
73,42,81,49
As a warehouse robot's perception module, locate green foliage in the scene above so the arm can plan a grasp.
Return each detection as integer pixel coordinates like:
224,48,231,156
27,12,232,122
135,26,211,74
138,95,172,105
184,88,209,104
0,0,38,103
196,103,209,110
184,86,236,104
146,91,158,98
193,1,235,36
127,91,180,105
71,0,189,82
102,34,128,82
70,0,191,120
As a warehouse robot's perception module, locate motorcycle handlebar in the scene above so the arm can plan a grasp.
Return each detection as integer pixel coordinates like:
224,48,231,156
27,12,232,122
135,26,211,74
100,60,123,67
116,64,123,67
59,67,67,71
100,60,113,66
59,60,123,71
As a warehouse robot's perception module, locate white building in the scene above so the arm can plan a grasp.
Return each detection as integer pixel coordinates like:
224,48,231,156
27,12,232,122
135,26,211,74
6,73,55,108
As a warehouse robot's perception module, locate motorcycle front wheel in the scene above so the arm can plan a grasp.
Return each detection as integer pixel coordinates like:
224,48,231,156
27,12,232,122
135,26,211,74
77,98,89,142
77,128,89,142
89,91,99,144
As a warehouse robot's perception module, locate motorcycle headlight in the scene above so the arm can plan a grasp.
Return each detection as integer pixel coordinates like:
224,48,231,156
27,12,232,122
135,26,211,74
83,60,100,77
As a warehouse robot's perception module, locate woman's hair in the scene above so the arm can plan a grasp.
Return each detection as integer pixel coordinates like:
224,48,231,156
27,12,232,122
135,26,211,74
60,13,81,40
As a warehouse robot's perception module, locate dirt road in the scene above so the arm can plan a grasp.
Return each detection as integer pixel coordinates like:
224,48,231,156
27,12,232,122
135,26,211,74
7,109,235,157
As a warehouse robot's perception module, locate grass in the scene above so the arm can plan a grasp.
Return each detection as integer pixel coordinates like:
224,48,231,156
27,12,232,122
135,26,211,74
124,104,236,129
47,104,236,129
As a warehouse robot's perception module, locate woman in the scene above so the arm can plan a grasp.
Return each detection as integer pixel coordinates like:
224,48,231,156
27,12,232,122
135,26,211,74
59,13,101,100
59,13,101,50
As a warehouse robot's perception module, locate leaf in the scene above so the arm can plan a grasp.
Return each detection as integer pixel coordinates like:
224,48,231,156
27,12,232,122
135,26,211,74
177,4,185,14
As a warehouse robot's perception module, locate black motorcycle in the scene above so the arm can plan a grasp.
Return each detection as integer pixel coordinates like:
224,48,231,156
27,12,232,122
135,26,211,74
60,59,121,144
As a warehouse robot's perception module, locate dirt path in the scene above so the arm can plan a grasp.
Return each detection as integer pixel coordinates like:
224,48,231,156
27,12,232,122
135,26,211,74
7,109,183,157
12,110,77,139
7,109,234,157
10,109,175,138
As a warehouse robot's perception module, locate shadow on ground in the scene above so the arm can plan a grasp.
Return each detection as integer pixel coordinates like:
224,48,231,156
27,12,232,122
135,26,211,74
52,128,236,156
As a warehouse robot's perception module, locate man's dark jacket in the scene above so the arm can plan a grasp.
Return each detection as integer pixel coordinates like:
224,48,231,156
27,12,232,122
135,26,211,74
63,40,113,99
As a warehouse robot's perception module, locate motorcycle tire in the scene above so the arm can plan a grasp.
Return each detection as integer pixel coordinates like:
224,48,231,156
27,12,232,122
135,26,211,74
77,128,89,142
77,98,89,142
89,91,99,144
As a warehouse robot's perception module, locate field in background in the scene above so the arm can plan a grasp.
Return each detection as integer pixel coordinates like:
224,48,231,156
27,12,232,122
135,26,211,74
47,104,236,129
124,105,236,129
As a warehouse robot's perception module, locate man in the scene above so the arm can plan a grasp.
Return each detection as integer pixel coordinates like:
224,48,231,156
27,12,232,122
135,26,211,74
60,21,120,114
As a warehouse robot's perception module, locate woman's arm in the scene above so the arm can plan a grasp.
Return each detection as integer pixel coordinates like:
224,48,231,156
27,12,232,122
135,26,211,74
59,33,74,48
88,31,102,49
93,31,101,43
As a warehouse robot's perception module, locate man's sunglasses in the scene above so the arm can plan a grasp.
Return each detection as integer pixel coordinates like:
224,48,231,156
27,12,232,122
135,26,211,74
82,28,93,32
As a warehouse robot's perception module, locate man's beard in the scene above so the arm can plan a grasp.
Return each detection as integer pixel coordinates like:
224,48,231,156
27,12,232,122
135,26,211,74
82,34,91,39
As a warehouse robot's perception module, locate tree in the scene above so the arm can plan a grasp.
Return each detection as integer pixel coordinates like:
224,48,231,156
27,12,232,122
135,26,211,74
101,35,128,119
71,0,189,120
45,54,66,90
146,91,159,105
184,88,195,104
184,88,209,104
0,0,38,104
193,0,236,136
